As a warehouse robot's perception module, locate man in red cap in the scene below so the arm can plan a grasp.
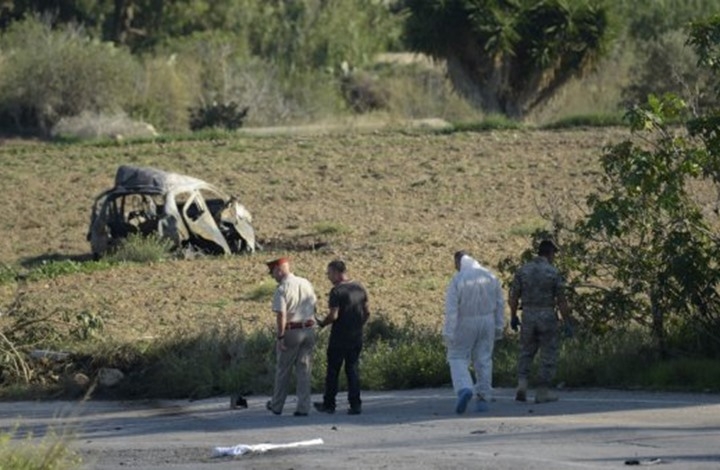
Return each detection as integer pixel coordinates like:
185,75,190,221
265,257,318,416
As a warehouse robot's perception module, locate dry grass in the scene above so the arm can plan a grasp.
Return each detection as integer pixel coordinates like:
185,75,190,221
0,126,630,342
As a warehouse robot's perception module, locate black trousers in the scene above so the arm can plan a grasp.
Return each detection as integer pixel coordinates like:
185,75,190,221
323,344,362,409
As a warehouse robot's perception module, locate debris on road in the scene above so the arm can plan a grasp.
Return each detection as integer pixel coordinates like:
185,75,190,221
212,438,324,457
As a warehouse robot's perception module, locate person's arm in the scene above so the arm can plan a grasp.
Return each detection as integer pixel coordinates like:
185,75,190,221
321,306,339,327
494,278,505,339
508,272,521,331
275,309,288,351
361,297,370,325
275,310,287,339
443,278,458,341
272,288,287,346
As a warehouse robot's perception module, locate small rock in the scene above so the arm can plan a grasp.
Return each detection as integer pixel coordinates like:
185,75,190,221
98,368,124,387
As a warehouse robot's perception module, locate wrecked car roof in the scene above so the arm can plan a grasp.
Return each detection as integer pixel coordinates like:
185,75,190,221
112,165,214,195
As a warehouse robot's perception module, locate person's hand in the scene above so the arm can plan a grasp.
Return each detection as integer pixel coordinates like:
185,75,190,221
510,316,521,332
443,334,454,348
277,337,287,351
563,319,574,338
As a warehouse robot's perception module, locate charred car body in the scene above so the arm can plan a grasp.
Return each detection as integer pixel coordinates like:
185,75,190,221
88,165,257,258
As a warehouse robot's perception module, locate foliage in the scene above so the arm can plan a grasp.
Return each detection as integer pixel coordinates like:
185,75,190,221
189,101,249,131
402,0,612,118
621,30,720,113
447,115,524,133
105,233,174,263
0,16,139,135
541,112,626,129
313,221,349,235
244,281,277,302
499,18,720,359
0,259,115,290
0,428,81,470
0,0,404,65
0,288,106,387
614,0,720,41
126,54,199,132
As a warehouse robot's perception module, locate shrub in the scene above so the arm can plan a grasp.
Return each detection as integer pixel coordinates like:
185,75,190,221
621,30,720,112
106,234,174,264
0,17,139,136
189,101,249,131
372,59,481,122
129,55,197,132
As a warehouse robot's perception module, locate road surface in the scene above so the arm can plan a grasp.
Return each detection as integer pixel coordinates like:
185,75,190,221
2,388,719,469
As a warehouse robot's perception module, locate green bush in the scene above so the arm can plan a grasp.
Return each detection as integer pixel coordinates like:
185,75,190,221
370,60,481,121
0,17,139,135
21,259,114,282
106,234,174,264
189,101,249,131
621,29,719,111
129,55,197,132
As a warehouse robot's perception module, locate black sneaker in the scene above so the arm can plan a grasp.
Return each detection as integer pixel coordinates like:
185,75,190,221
313,402,336,414
347,406,362,415
293,411,308,417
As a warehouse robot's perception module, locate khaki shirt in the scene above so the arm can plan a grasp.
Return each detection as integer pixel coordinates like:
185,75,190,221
509,256,565,310
272,273,317,322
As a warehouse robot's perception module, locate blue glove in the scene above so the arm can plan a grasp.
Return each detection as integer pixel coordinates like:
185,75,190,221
510,316,521,332
563,320,574,338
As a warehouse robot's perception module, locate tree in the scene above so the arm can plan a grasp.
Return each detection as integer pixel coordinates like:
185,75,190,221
508,16,720,358
402,0,610,118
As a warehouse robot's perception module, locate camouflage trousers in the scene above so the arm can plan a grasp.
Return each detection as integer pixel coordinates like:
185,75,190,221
517,308,558,386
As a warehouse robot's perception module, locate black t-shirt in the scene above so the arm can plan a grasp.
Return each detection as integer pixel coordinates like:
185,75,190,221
328,281,368,348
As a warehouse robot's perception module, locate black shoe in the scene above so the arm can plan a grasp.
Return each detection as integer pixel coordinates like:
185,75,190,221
266,400,280,415
313,402,336,414
347,406,362,415
293,411,308,417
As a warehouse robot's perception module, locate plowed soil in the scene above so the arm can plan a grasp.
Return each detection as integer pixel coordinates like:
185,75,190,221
0,126,630,341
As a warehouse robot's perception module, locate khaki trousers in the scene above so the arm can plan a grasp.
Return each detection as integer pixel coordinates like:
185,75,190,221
268,327,316,414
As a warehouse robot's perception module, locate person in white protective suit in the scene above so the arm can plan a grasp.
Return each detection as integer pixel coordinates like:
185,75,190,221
444,251,505,414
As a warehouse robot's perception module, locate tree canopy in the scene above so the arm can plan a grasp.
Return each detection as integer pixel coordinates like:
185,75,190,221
403,0,611,118
501,15,720,358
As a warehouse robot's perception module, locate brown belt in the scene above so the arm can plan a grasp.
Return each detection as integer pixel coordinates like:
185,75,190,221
286,319,315,330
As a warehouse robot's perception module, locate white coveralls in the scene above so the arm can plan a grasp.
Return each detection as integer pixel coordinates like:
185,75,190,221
444,255,505,400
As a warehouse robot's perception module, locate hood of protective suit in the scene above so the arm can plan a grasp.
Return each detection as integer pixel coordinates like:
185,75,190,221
459,254,482,272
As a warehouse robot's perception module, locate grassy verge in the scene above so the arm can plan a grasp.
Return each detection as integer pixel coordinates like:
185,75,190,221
4,315,719,400
0,429,81,470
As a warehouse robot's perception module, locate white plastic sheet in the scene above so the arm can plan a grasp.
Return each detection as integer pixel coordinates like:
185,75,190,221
212,438,324,457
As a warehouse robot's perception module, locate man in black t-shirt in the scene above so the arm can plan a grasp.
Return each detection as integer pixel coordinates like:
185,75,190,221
314,260,370,415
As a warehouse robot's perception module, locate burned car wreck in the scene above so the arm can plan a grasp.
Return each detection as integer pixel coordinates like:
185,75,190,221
88,165,257,258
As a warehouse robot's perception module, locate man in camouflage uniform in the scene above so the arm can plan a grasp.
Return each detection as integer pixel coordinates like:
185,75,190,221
508,240,570,404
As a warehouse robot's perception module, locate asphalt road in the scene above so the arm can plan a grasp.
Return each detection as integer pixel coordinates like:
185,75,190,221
3,387,720,469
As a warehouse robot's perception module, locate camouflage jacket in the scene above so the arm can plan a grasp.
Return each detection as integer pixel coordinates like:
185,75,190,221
509,256,565,310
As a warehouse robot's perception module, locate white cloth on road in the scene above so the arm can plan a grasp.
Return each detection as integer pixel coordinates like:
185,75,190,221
444,255,505,399
212,438,324,457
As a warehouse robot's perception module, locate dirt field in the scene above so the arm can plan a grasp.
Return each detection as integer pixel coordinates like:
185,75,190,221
0,126,630,340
